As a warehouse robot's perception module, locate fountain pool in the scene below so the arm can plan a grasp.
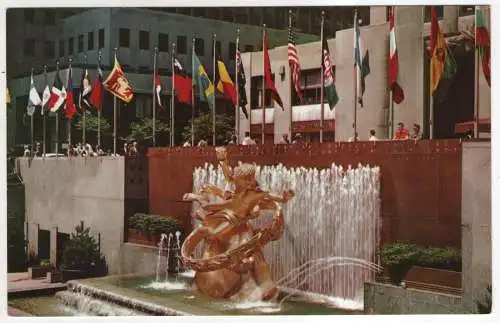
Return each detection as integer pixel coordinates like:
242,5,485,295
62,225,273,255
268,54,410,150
9,274,360,316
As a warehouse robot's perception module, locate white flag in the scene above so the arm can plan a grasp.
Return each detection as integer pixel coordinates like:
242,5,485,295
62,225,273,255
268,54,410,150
27,75,41,116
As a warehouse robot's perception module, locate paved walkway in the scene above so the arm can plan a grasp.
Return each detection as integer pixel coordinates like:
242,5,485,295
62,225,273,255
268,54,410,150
8,306,32,316
8,272,66,295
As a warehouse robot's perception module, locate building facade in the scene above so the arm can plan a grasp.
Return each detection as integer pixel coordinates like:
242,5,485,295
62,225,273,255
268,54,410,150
7,7,319,150
237,5,489,143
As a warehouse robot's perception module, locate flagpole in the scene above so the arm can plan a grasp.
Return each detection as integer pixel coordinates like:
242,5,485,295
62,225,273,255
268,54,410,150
82,55,87,144
248,51,253,135
474,6,480,139
191,36,196,146
212,33,217,146
171,42,176,147
113,48,117,155
320,11,325,143
55,60,60,156
261,24,266,145
235,28,240,143
68,58,73,154
288,10,293,141
97,50,102,148
30,68,35,158
153,47,158,147
389,91,394,139
42,65,47,156
353,11,358,142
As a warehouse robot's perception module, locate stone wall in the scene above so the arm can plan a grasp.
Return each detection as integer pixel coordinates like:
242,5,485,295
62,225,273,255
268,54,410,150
364,282,466,314
461,141,491,311
19,157,125,275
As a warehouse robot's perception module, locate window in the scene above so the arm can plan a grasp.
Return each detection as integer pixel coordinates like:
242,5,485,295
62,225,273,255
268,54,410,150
24,9,35,23
425,6,443,22
119,28,130,47
228,42,236,60
244,45,254,53
177,35,187,54
292,68,325,105
44,10,55,25
88,31,94,50
139,30,150,50
215,41,221,56
158,33,169,52
78,35,84,53
24,38,35,56
44,41,55,58
68,37,74,55
59,39,65,57
251,75,276,109
98,29,105,48
195,38,204,56
459,6,475,17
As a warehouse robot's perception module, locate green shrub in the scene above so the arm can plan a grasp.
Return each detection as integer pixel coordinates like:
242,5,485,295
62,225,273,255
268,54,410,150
415,246,461,271
40,259,52,268
381,243,420,267
128,213,181,236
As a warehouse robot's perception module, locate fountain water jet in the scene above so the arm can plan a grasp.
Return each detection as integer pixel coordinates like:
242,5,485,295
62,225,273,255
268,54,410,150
191,159,381,303
155,233,168,281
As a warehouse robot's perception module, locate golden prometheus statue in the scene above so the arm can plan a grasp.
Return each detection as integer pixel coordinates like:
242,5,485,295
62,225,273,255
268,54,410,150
181,147,294,301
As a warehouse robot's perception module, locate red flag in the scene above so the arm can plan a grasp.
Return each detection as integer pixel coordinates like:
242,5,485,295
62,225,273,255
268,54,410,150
263,32,284,109
89,62,104,110
103,56,134,103
154,73,164,109
388,7,405,104
173,58,192,105
65,67,76,119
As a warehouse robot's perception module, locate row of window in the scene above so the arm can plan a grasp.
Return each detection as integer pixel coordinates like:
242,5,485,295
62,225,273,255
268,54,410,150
23,8,55,25
59,29,106,57
116,28,253,58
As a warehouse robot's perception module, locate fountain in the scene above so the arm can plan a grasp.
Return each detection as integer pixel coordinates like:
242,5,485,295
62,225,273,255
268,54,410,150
190,149,381,306
12,147,381,316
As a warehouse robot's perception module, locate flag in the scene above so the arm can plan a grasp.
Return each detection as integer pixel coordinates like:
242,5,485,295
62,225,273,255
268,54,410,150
89,60,104,109
6,88,11,105
103,55,134,103
236,49,248,119
430,6,457,102
215,49,237,104
47,68,66,112
174,58,192,105
354,11,370,107
476,6,490,87
263,32,284,109
154,73,164,109
322,37,339,110
288,16,303,103
65,67,76,119
27,74,42,116
388,7,405,104
79,68,92,108
192,52,214,109
41,71,51,115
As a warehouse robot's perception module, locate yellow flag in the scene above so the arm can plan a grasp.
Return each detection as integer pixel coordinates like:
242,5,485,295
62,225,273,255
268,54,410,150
6,88,11,105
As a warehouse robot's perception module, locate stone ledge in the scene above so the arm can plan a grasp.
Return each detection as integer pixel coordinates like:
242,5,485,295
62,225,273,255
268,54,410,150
364,281,469,314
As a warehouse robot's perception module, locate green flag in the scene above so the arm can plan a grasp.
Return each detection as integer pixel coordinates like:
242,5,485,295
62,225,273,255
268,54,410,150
321,37,339,110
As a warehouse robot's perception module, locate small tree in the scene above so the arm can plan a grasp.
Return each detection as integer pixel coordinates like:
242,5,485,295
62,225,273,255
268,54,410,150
75,110,112,138
122,117,170,146
182,112,235,145
61,221,102,272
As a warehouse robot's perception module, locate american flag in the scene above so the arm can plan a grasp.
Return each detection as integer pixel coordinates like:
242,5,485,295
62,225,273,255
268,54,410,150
288,17,303,103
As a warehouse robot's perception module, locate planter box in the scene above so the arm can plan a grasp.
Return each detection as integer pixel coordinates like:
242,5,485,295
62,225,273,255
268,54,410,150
28,266,52,279
403,266,462,294
127,228,161,246
47,271,63,283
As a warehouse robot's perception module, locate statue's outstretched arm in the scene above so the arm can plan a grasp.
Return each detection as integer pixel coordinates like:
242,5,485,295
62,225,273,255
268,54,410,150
200,185,226,199
263,189,295,204
216,147,234,184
